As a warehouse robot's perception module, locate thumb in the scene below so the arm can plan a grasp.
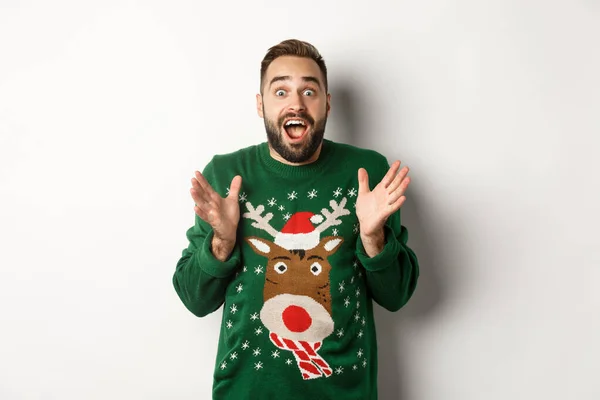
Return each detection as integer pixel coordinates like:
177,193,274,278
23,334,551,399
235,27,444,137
227,175,242,199
357,168,370,194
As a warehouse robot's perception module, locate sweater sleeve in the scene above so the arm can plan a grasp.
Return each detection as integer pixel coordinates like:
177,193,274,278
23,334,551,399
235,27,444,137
172,159,242,317
355,159,420,312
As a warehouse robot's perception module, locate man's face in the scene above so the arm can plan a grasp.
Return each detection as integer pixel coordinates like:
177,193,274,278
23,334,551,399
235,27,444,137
257,56,331,163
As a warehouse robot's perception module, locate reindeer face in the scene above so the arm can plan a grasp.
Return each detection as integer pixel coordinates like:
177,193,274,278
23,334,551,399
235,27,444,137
245,235,343,342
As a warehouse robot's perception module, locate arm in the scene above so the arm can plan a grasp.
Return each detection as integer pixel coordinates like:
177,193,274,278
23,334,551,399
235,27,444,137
356,209,419,311
172,159,242,317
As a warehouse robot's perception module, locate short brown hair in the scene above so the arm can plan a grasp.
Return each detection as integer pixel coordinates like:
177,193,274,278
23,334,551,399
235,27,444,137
260,39,328,94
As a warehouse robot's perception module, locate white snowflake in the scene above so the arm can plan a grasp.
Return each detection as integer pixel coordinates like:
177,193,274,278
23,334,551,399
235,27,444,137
255,327,263,335
336,328,344,338
253,348,261,357
236,283,243,293
286,191,296,201
332,228,338,236
338,281,346,293
220,361,227,370
354,313,361,322
355,288,361,297
250,312,259,321
358,271,363,278
344,296,351,307
241,341,250,350
271,350,280,358
283,212,291,220
348,188,357,197
353,260,358,269
285,359,293,365
239,192,247,202
230,304,238,314
230,352,238,360
226,187,230,196
255,361,263,370
333,187,342,197
358,330,364,338
267,197,277,207
361,317,366,326
226,320,233,329
307,189,317,199
356,300,360,309
335,366,344,375
357,348,364,358
353,223,359,233
362,359,367,368
254,265,264,274
353,364,358,371
278,205,285,211
351,276,355,284
243,266,248,272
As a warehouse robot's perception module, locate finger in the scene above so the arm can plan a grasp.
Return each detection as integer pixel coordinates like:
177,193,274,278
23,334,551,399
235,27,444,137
388,195,407,211
193,171,219,198
387,166,409,194
388,176,410,204
380,160,401,188
190,186,210,205
227,175,243,199
357,168,370,194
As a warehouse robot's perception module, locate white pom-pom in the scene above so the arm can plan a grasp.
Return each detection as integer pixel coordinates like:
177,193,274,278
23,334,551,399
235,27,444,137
310,214,324,224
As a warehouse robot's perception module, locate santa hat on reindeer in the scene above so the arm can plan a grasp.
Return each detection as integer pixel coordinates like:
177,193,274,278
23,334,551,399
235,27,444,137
274,211,324,251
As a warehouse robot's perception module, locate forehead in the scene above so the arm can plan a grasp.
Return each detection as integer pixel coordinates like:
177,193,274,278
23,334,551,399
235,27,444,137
264,56,324,86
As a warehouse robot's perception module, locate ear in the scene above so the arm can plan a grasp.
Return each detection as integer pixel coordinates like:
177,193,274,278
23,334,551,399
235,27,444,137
244,236,275,256
319,236,343,256
256,94,264,118
326,93,331,117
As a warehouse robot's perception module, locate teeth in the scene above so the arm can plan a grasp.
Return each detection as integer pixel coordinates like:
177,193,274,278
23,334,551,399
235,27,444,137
285,120,305,126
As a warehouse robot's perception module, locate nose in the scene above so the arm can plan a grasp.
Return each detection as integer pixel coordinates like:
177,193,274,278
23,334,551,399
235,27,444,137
288,92,306,113
282,305,312,333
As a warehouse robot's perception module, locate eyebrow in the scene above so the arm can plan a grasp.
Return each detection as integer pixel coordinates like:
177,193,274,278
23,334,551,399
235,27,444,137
269,75,322,89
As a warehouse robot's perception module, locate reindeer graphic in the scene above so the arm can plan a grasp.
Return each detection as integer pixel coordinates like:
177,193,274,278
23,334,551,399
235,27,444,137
243,197,351,380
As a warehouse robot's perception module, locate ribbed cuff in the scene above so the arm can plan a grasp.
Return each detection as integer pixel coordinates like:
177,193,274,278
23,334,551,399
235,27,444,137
356,225,401,272
195,230,241,278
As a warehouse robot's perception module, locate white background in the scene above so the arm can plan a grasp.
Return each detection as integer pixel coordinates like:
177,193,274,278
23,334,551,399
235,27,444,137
1,1,599,399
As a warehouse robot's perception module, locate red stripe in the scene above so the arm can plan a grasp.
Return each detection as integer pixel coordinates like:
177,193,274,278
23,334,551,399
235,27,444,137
300,341,316,356
295,350,310,361
313,342,321,350
312,358,329,369
270,333,284,348
299,361,321,376
283,338,298,350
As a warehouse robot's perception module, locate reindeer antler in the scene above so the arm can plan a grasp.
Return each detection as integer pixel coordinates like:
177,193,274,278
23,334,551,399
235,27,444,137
315,197,351,233
242,202,280,238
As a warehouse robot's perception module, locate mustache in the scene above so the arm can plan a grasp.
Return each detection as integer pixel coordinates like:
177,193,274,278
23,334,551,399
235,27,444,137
278,112,314,126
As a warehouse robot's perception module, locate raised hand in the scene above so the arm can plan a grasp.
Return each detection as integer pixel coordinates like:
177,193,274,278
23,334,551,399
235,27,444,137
356,160,410,239
190,171,243,245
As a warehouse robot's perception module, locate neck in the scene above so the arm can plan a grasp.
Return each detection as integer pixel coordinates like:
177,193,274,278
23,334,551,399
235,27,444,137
268,142,323,166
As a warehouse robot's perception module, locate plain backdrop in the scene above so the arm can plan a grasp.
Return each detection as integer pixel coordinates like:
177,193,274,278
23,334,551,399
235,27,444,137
1,1,599,399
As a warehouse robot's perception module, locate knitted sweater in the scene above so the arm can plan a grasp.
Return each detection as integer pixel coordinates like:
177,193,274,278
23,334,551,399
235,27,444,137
173,139,419,400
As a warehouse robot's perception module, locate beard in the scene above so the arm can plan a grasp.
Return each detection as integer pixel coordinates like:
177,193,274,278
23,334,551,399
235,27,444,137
263,108,327,164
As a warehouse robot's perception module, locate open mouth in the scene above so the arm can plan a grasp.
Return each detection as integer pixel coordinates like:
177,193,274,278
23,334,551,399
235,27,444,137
283,119,309,140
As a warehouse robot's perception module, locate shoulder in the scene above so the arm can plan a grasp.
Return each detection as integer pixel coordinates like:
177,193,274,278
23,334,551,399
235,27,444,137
204,143,260,170
326,139,390,173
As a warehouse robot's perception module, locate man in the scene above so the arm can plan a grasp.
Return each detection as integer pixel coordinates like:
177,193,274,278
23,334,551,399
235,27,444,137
173,39,419,400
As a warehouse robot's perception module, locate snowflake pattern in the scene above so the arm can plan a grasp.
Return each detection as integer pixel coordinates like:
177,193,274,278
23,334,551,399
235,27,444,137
226,320,233,329
255,327,263,335
278,204,285,211
250,312,259,321
239,192,247,202
307,189,317,199
283,212,291,220
336,328,344,338
230,304,238,314
255,361,263,370
287,191,297,200
333,187,342,197
236,283,243,293
335,366,344,375
285,359,293,365
230,352,238,360
344,296,351,307
220,361,227,370
254,266,264,275
241,341,250,350
267,197,277,207
338,281,346,293
253,348,261,357
357,348,364,358
348,187,357,197
271,350,280,358
332,228,338,236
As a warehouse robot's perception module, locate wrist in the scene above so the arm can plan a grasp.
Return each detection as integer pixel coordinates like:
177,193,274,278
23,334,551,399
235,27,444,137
211,235,236,262
360,228,385,258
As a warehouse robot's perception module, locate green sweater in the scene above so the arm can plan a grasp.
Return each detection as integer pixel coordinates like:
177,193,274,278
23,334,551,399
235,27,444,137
173,139,419,400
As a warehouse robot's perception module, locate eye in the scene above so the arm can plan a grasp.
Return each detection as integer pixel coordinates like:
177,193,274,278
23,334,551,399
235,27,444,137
304,89,315,96
274,261,288,274
275,89,286,96
310,262,322,276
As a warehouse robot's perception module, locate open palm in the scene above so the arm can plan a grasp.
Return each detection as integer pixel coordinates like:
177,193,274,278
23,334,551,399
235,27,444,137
190,171,242,242
355,161,410,237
